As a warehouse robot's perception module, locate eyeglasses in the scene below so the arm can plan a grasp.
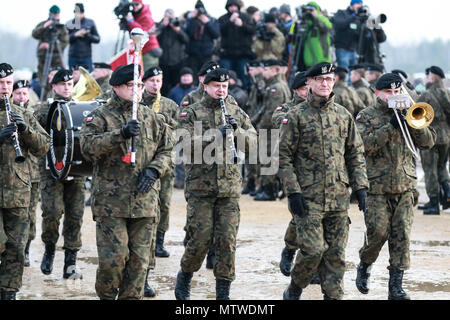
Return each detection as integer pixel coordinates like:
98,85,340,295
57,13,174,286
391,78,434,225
125,82,144,89
313,76,335,84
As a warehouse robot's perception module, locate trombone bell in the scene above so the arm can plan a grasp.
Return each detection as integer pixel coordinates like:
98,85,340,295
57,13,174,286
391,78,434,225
72,66,103,101
405,102,434,129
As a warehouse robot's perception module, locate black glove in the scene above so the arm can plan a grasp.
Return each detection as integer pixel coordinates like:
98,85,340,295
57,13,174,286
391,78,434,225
226,115,238,131
137,168,160,194
389,114,400,130
121,120,140,139
219,124,234,137
10,112,27,132
0,123,17,144
288,193,309,218
355,189,368,214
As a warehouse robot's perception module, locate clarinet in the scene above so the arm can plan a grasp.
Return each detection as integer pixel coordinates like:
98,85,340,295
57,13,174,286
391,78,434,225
219,97,238,163
3,94,25,163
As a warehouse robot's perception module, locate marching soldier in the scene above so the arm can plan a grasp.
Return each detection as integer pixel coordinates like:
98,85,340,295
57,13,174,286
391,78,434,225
141,66,178,297
253,59,291,201
79,64,173,300
92,62,113,100
12,80,40,267
350,64,376,108
34,69,86,280
174,68,256,300
416,66,450,214
355,73,436,300
279,62,369,300
333,66,366,118
0,63,50,300
365,63,384,88
32,5,69,85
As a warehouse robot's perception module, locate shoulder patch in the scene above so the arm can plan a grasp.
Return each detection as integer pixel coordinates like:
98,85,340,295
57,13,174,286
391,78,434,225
282,118,288,124
180,111,188,117
271,88,277,94
355,115,361,121
276,106,283,111
182,101,189,107
85,116,93,123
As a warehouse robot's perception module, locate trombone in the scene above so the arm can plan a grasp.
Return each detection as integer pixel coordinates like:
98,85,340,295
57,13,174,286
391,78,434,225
391,79,434,159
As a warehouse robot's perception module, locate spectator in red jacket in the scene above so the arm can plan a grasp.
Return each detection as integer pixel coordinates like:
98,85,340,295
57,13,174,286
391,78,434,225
125,0,162,70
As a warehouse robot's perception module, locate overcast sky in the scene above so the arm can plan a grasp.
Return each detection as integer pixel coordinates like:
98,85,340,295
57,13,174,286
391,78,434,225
1,0,449,45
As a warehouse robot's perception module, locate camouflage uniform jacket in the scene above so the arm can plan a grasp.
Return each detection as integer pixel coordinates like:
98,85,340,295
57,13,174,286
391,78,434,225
31,20,69,59
79,93,173,218
417,80,450,145
334,80,366,118
143,91,179,129
0,98,50,208
180,85,204,109
356,98,437,195
278,92,369,211
353,79,376,108
272,94,305,129
23,101,40,183
178,94,256,199
96,75,112,94
255,76,291,130
252,27,286,60
247,75,265,117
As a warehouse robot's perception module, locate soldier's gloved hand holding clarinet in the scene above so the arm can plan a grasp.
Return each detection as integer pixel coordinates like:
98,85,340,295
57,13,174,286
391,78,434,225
10,112,27,132
138,168,160,194
0,123,17,144
121,119,140,139
288,193,309,218
226,115,238,131
355,189,368,214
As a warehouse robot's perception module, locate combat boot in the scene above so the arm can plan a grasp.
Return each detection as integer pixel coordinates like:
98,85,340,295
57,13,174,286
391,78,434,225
242,178,256,195
441,181,450,209
251,185,262,197
63,249,83,280
356,262,372,294
388,268,410,300
24,239,31,267
144,269,156,297
155,231,170,258
206,245,215,269
279,247,296,276
174,270,193,300
423,197,440,215
283,280,302,300
310,272,321,285
254,185,276,201
1,291,16,300
216,279,231,300
40,243,55,275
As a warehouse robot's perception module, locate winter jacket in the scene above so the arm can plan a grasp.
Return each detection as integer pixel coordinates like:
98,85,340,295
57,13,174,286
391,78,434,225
157,24,189,66
218,11,256,59
127,4,160,55
332,7,361,51
66,17,100,58
168,85,197,106
185,17,220,58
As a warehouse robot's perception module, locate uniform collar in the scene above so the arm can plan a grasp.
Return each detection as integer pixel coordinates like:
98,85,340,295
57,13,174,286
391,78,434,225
307,90,335,110
265,76,278,86
293,94,305,105
202,94,222,108
427,79,445,90
53,93,71,102
375,97,391,114
143,91,157,104
112,92,133,112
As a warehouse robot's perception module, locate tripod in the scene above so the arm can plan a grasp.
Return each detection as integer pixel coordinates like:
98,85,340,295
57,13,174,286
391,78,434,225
114,21,130,55
287,21,307,86
39,27,66,103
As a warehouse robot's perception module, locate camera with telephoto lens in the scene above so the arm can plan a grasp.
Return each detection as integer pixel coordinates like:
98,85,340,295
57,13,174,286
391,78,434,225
256,22,275,41
197,6,207,16
48,15,65,30
168,17,180,27
114,0,133,20
357,5,387,28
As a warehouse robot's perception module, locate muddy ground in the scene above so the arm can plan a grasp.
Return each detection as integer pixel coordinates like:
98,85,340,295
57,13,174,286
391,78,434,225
18,165,450,300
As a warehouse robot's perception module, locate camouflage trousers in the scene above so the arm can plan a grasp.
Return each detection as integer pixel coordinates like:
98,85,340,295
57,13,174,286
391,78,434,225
40,174,86,251
259,134,277,187
0,207,29,292
95,216,157,300
157,170,174,233
359,192,414,271
181,196,240,282
148,207,160,271
291,209,349,300
28,182,40,242
284,218,298,250
420,144,450,199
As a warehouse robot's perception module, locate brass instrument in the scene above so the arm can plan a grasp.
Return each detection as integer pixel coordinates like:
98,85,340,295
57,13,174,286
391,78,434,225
72,66,103,101
3,94,25,163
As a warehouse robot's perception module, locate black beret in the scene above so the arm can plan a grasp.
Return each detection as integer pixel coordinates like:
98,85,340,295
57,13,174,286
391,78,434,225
306,62,336,78
335,66,349,74
263,59,280,67
109,64,141,86
198,61,220,76
375,73,403,91
51,69,73,84
391,69,408,80
13,80,30,91
365,63,384,73
143,66,163,81
349,64,365,71
279,60,288,67
204,68,230,84
93,62,112,70
291,72,308,90
426,66,445,79
265,13,276,23
248,60,263,68
0,63,14,78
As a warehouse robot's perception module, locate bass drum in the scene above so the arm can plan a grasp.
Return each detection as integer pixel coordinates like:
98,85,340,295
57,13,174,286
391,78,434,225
46,100,101,181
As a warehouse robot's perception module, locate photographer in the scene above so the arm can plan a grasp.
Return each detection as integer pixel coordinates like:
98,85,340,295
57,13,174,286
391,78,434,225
332,0,363,73
185,1,220,79
124,0,162,70
157,9,189,96
356,6,387,65
252,14,285,61
32,5,69,84
218,0,257,91
66,3,100,73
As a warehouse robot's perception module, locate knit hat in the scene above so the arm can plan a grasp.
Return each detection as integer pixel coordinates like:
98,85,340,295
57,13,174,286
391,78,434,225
350,0,363,6
49,5,60,14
